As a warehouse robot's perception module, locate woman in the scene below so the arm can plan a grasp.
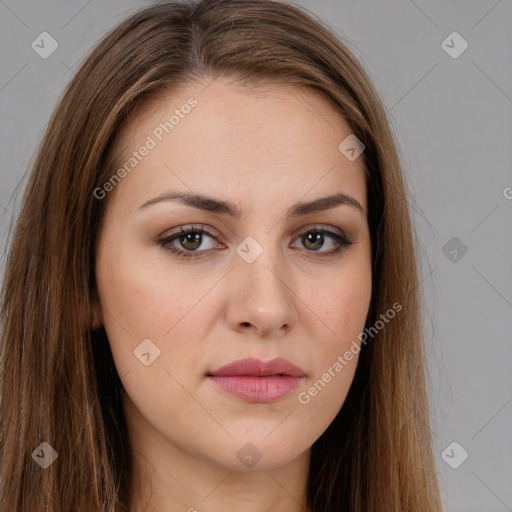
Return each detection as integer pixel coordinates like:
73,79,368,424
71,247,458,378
0,0,444,510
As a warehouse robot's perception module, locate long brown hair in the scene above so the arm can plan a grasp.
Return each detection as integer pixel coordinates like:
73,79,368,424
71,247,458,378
0,1,443,510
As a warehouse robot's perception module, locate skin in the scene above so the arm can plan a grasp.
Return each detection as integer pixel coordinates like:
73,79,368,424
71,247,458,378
94,77,372,512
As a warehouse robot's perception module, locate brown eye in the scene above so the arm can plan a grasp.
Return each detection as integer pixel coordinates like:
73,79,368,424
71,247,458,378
302,232,324,251
179,232,203,251
157,225,221,260
292,227,354,257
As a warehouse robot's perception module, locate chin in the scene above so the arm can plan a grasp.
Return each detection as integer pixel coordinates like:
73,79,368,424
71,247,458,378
198,433,310,472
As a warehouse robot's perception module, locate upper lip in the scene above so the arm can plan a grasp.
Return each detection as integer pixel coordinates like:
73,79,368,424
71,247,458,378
208,357,306,377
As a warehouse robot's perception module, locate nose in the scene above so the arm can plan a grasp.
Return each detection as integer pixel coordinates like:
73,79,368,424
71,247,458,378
225,246,298,338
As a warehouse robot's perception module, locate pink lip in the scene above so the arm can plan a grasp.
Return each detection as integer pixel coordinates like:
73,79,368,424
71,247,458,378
207,357,306,403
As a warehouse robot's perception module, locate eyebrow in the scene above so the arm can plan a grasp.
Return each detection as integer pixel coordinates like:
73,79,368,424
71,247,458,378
138,190,365,217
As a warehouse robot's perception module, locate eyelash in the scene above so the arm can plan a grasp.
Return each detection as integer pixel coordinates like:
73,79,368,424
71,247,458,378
156,224,355,260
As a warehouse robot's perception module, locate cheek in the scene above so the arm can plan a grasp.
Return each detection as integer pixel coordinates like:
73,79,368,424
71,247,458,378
296,261,371,419
310,259,372,349
95,242,222,384
95,251,212,431
97,243,196,336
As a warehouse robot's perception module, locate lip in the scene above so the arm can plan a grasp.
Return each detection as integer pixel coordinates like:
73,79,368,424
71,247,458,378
207,357,306,403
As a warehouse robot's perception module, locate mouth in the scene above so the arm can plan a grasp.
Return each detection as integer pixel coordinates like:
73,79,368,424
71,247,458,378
207,357,306,403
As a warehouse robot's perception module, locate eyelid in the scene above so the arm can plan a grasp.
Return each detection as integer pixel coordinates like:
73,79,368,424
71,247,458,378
158,224,221,242
291,223,347,239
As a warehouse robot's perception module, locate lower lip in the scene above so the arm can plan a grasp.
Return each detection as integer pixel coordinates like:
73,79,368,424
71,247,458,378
208,375,303,403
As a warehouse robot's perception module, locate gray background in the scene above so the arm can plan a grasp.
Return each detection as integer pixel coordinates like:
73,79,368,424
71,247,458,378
1,1,511,510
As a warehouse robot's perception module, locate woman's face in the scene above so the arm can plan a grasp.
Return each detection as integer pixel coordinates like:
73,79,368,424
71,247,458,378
95,77,372,473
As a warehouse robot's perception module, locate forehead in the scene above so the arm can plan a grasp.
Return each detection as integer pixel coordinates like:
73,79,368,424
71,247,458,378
110,77,367,214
